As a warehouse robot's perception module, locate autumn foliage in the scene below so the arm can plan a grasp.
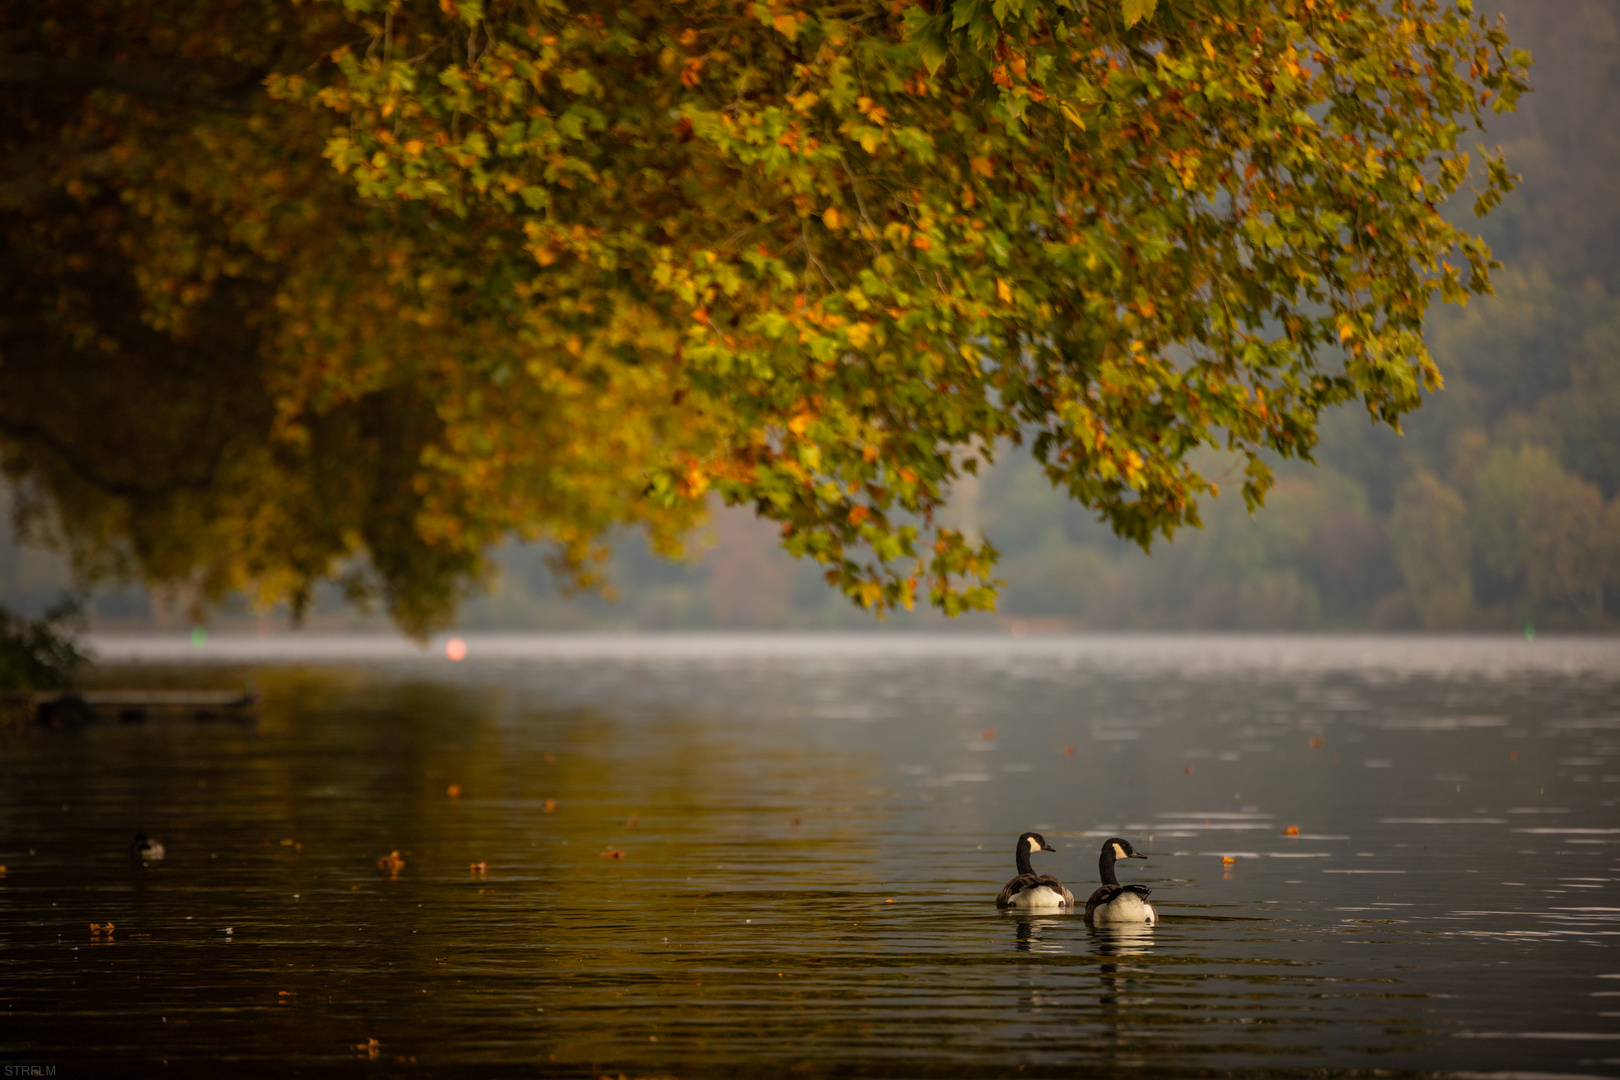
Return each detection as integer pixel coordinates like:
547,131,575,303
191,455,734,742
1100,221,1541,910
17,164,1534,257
0,0,1527,632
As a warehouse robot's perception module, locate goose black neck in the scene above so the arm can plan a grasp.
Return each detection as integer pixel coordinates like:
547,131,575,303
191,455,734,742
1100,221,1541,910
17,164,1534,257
1015,840,1035,877
1098,847,1120,887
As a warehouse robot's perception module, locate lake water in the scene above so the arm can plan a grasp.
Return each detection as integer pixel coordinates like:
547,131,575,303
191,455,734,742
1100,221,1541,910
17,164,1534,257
4,634,1620,1077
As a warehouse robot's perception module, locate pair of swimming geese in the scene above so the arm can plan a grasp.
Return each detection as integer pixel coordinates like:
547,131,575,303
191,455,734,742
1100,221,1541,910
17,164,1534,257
996,832,1157,924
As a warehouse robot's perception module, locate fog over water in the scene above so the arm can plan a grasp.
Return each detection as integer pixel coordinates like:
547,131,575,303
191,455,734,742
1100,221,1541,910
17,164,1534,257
4,634,1619,1076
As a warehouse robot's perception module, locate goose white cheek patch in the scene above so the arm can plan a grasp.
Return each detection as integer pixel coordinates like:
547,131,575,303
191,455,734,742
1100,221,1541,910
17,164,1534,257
1112,843,1127,860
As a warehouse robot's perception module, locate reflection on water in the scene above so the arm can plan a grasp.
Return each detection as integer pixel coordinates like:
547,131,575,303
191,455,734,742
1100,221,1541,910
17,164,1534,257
3,634,1619,1076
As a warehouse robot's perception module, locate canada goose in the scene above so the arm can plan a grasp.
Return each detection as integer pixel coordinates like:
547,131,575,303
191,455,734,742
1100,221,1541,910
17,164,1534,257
1084,837,1157,925
131,833,165,861
996,831,1075,910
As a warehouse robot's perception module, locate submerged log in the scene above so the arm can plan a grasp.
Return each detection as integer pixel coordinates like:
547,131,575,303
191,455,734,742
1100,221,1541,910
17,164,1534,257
25,688,259,724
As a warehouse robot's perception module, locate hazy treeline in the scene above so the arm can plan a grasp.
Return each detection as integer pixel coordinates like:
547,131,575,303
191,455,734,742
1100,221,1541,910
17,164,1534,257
3,0,1614,634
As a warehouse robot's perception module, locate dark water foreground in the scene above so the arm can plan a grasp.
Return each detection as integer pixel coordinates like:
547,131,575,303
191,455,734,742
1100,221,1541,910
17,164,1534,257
3,634,1619,1078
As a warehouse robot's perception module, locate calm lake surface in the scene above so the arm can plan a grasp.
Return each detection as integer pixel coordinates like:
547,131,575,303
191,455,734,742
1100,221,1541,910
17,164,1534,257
4,634,1620,1078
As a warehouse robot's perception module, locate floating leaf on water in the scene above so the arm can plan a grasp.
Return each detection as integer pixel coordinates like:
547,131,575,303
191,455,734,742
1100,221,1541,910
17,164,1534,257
1308,735,1326,750
377,850,405,875
447,784,463,798
470,861,488,876
983,728,996,741
792,817,801,826
544,798,558,812
1064,745,1075,756
627,816,638,827
1222,856,1238,864
1185,765,1195,776
1284,825,1300,836
600,848,626,860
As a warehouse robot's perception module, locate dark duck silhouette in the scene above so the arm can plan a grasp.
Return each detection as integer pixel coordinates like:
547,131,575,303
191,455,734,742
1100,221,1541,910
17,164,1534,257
1084,837,1157,925
995,831,1075,910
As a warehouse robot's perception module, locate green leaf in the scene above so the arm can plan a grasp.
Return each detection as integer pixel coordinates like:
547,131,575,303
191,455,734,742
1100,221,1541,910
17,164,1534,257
1121,0,1156,28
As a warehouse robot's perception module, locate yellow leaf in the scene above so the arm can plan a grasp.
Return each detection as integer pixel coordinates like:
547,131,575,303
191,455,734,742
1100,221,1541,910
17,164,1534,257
1121,0,1157,27
823,206,842,230
996,278,1013,304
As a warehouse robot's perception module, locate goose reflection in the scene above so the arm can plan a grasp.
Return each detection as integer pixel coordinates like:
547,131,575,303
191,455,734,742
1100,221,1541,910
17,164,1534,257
1008,913,1074,1016
1090,921,1156,960
1092,924,1156,1014
1010,911,1074,955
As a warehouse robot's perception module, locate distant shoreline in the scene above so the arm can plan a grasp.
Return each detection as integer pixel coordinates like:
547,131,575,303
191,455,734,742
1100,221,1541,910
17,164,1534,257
84,630,1620,677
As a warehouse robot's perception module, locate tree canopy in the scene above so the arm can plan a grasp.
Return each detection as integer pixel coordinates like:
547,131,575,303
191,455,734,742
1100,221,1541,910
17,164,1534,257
0,0,1527,633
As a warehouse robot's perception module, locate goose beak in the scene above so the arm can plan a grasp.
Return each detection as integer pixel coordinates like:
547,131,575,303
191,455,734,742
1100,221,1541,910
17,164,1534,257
1041,842,1057,852
1129,851,1148,859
